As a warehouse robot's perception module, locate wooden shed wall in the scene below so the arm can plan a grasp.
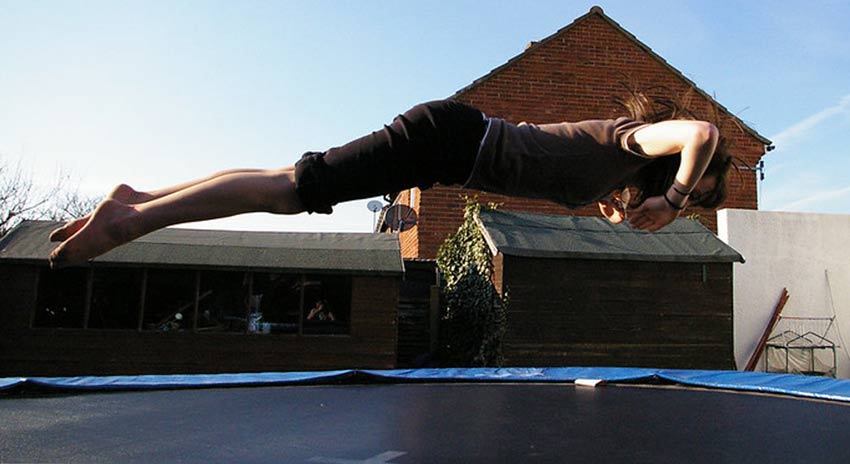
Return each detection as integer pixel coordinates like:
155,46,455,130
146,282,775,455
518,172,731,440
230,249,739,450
498,256,735,369
396,260,439,367
0,265,399,376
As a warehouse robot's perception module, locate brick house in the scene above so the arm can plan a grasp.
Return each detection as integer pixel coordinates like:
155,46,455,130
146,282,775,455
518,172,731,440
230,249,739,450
393,6,771,260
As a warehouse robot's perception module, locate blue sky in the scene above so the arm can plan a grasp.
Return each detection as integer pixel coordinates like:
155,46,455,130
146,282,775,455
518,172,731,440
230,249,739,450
2,0,849,232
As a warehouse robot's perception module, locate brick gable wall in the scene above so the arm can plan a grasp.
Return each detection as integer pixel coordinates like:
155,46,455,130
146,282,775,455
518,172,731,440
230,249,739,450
400,11,767,259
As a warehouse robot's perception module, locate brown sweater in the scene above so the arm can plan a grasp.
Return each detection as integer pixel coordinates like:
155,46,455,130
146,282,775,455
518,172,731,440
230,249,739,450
464,117,653,208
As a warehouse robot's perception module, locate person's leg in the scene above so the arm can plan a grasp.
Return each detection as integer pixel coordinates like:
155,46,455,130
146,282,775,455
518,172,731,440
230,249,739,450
49,168,303,268
49,169,266,242
49,99,487,267
293,100,486,214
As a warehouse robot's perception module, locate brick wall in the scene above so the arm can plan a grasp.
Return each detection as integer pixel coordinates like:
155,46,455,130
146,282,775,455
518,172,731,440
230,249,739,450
408,9,768,259
396,189,419,258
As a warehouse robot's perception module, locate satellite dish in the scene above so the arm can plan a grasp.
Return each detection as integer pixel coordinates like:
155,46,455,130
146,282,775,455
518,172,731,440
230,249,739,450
366,200,383,213
367,200,385,231
383,204,418,232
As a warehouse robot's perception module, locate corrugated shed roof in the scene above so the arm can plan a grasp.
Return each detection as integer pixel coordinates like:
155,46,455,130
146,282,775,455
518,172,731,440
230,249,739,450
0,221,404,274
476,209,744,263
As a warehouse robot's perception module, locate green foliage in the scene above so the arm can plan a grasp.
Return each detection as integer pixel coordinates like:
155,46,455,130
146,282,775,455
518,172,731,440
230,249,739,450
436,198,507,367
685,213,708,228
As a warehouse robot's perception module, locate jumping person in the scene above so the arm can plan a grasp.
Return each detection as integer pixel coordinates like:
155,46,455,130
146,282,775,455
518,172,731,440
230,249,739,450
48,95,729,268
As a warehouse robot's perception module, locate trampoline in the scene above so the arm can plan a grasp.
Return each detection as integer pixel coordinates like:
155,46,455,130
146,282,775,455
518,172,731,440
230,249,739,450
3,368,850,463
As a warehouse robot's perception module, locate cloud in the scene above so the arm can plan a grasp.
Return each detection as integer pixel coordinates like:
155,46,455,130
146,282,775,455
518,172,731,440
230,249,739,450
778,184,850,211
769,94,850,149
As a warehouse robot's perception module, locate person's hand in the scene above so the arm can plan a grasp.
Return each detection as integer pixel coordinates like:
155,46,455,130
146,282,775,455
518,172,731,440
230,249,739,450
628,195,680,232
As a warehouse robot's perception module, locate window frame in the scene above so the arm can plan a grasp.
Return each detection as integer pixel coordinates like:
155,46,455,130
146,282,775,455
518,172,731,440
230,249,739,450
31,265,353,337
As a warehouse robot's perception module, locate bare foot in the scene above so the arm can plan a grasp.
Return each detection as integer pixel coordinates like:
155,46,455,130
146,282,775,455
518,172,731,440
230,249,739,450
49,184,153,242
49,199,140,269
49,216,90,243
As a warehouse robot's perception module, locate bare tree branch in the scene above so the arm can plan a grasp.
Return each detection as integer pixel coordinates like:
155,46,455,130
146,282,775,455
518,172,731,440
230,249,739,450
0,155,102,237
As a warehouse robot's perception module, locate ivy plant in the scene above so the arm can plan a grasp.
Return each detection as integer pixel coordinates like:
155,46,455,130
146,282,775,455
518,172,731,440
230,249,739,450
436,198,507,367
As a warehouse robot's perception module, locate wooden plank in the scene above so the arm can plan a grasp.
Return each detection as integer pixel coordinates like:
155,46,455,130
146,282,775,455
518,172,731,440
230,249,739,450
744,288,790,371
503,342,734,369
137,268,147,331
27,268,40,329
0,329,399,376
82,268,93,329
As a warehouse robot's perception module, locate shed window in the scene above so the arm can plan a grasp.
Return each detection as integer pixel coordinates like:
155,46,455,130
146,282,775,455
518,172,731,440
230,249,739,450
88,269,143,330
197,271,250,333
252,273,301,334
33,268,87,328
143,270,196,331
31,266,353,336
302,274,350,335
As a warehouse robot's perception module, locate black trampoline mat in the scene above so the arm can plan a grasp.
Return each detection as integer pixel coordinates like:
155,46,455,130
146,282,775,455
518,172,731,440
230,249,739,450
2,383,850,463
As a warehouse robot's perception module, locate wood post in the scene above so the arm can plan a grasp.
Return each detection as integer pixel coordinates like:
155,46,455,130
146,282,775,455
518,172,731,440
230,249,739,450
744,287,790,371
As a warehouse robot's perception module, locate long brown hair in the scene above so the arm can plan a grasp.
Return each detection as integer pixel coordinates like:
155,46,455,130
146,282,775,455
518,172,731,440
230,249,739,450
614,85,735,209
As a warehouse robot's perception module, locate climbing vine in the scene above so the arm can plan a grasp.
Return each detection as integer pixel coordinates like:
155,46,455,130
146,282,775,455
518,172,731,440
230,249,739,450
436,198,507,367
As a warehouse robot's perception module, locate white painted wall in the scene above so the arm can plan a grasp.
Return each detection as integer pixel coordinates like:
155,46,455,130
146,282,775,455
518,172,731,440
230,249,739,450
717,209,850,378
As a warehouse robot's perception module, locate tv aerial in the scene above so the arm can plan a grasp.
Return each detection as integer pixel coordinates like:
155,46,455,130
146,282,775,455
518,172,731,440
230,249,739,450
367,200,384,231
382,204,418,233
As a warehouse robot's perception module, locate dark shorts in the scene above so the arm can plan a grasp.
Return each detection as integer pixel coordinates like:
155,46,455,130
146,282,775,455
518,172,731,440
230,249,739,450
293,100,487,214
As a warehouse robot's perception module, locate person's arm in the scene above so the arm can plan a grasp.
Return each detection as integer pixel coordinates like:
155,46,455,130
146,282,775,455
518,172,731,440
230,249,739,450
625,120,719,232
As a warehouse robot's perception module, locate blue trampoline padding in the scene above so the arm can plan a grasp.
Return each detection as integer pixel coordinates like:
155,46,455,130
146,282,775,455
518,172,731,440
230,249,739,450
360,367,660,382
0,377,24,390
3,368,850,403
657,370,850,403
5,370,352,392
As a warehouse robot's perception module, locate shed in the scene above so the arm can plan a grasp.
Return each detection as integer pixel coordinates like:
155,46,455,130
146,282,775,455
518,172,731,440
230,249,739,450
476,209,744,369
0,221,403,376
